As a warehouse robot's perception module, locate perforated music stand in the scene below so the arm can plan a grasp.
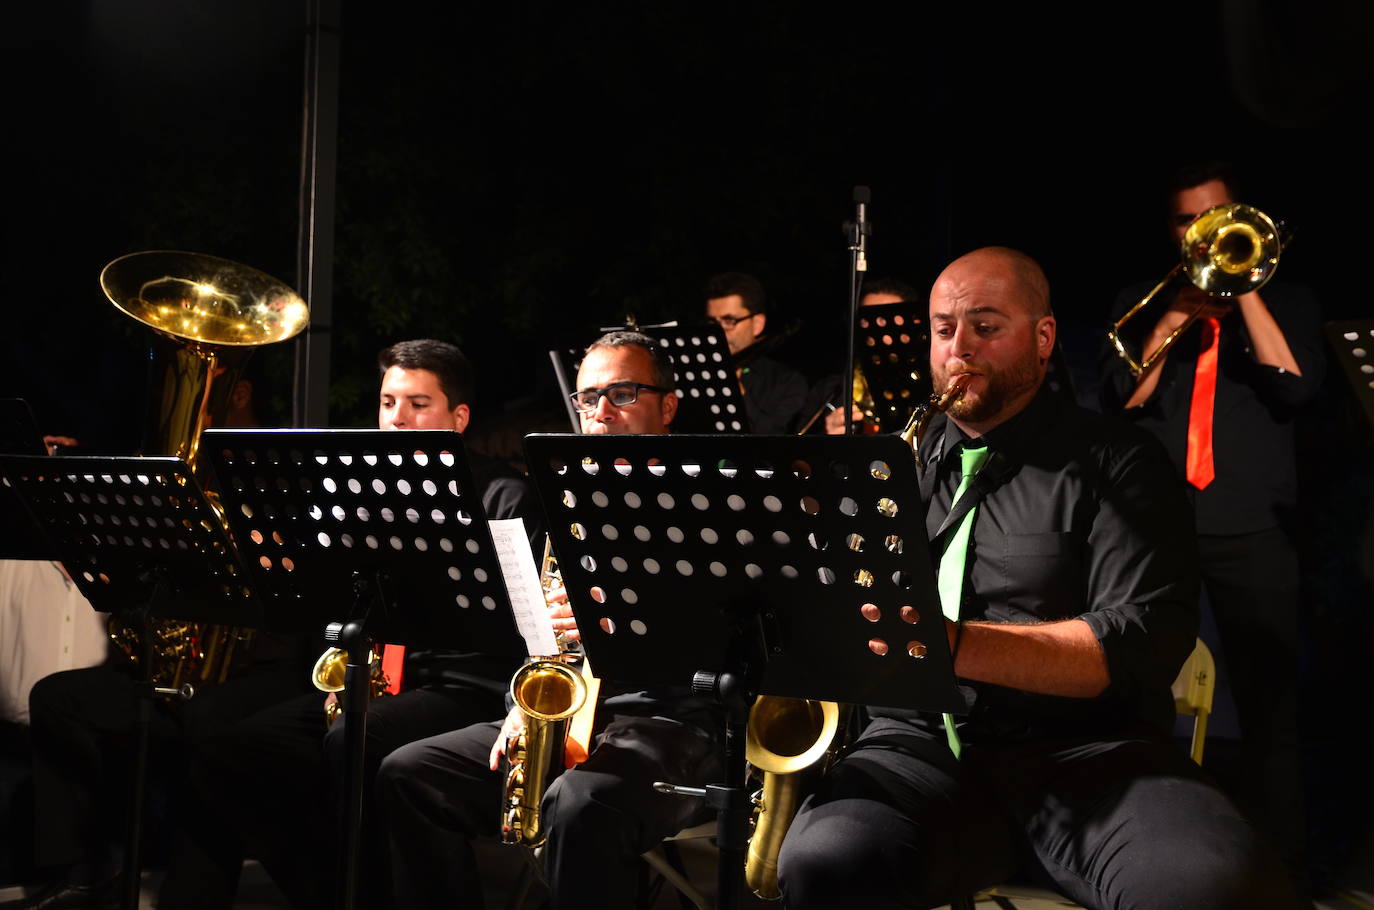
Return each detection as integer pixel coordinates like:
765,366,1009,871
0,453,259,910
548,324,749,434
0,454,259,624
201,428,526,910
1326,319,1374,429
0,399,56,559
524,432,962,908
854,301,933,433
524,433,959,708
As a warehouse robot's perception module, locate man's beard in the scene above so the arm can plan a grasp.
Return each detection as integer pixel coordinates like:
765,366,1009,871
935,351,1042,425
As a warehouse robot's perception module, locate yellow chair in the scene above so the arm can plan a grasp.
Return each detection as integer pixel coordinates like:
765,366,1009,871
965,639,1216,910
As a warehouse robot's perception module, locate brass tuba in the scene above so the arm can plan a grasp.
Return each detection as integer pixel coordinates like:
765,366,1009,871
101,250,309,689
1107,203,1283,378
743,696,845,900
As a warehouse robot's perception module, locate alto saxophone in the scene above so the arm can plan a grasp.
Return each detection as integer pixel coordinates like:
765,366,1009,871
500,540,591,848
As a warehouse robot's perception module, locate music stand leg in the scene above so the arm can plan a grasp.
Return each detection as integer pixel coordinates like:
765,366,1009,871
120,685,151,910
333,619,371,910
654,670,752,910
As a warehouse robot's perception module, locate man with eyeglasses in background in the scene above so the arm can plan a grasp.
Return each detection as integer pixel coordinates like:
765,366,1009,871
375,330,726,909
706,271,808,434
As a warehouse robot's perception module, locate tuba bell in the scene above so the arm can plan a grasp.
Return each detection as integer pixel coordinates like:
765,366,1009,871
1107,203,1284,378
100,250,309,689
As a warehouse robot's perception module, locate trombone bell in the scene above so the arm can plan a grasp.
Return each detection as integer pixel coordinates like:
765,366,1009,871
1107,203,1282,378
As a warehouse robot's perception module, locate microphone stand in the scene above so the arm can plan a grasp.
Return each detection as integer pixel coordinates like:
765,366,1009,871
843,185,871,436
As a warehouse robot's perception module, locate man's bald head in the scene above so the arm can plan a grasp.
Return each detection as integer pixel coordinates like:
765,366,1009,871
932,247,1051,320
928,247,1055,435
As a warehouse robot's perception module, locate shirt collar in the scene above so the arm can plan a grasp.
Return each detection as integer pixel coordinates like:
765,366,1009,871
925,383,1062,471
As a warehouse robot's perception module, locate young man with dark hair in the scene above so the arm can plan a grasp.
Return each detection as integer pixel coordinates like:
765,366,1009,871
1100,166,1324,897
153,339,545,910
705,272,807,434
377,339,476,429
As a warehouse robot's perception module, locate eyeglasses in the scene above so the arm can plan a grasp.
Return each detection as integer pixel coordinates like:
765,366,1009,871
569,381,668,412
709,312,758,329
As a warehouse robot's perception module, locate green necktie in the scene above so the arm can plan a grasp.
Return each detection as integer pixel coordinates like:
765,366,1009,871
937,443,989,758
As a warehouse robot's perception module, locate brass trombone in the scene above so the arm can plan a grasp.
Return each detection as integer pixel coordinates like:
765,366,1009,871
1107,203,1283,378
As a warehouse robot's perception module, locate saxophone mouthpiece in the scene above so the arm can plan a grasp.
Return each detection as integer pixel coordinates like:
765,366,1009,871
937,373,975,411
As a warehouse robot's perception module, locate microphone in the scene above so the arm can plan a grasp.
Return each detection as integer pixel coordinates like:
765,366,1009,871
850,184,871,271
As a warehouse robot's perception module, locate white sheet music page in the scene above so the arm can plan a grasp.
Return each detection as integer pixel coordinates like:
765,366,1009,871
489,518,559,657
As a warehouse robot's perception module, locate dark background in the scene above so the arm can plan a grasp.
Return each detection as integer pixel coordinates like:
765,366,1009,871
2,0,1372,887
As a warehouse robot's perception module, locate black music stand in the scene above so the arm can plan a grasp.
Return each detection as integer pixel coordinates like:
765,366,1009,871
524,433,963,908
1326,319,1374,429
549,324,749,434
201,428,526,910
0,454,258,910
854,301,933,433
0,399,57,559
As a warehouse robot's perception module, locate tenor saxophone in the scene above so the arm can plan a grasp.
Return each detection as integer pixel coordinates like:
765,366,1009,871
743,696,846,900
499,541,591,848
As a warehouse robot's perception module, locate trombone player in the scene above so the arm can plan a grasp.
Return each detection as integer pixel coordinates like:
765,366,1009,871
1099,162,1324,900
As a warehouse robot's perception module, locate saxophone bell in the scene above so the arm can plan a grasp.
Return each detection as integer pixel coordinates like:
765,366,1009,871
310,646,393,728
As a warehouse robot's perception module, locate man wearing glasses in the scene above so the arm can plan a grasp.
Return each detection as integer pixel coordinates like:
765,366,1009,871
706,271,808,434
375,331,724,909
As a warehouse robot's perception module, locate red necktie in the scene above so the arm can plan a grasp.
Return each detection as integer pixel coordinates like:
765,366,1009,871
381,643,405,695
1185,317,1220,490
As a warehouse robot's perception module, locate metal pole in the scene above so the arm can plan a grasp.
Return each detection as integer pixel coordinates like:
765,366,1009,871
293,0,341,428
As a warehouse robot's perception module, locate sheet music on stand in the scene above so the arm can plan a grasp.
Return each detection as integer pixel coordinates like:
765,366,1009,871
548,324,749,434
1326,319,1374,429
201,428,528,655
0,454,258,625
0,399,55,559
523,433,964,713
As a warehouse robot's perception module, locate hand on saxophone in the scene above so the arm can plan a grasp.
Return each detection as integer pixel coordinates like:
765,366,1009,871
489,705,527,771
545,583,581,643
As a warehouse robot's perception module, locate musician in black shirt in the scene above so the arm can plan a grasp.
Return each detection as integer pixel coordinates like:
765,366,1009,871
1099,165,1323,895
778,247,1297,909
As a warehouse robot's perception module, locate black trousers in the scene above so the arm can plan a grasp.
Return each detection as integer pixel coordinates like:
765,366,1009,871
375,707,722,910
27,662,303,873
158,683,507,910
776,718,1298,910
1198,528,1307,887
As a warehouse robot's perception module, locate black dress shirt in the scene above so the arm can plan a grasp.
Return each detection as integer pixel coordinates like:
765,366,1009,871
870,387,1200,741
1099,281,1324,535
739,354,808,435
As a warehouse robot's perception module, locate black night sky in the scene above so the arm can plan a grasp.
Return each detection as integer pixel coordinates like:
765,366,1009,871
3,0,1374,882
